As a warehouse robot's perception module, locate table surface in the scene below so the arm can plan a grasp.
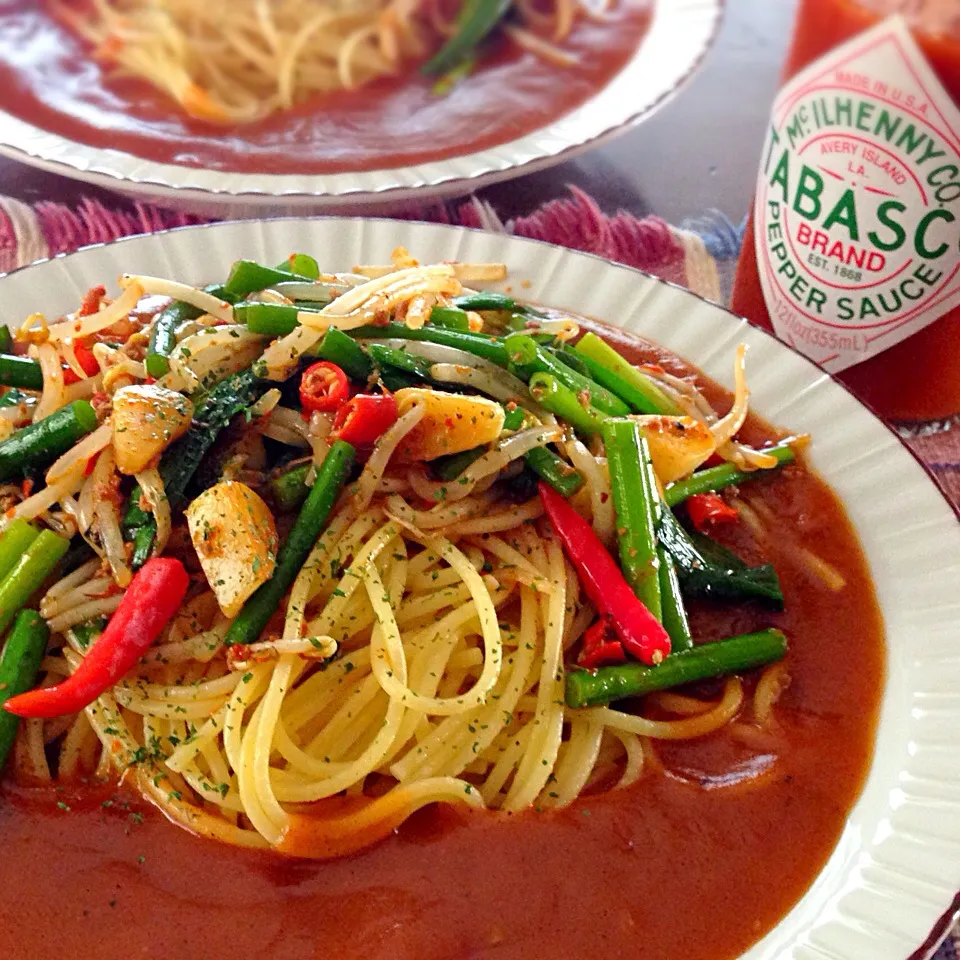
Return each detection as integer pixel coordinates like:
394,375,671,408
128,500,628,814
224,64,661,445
483,0,799,225
0,0,798,229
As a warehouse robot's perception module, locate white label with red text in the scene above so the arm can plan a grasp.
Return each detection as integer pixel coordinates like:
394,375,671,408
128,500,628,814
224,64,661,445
753,16,960,373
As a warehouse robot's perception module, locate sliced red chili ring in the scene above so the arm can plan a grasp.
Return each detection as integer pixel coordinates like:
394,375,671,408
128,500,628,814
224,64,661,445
331,393,398,446
300,361,350,414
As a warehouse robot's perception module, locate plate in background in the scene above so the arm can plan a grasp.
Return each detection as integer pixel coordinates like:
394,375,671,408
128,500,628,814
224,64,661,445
0,0,721,215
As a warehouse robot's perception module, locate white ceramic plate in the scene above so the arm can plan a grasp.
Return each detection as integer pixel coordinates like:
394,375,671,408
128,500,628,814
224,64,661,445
3,218,960,959
0,0,721,216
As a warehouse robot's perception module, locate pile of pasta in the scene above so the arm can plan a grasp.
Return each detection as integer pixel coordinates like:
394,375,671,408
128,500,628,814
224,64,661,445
55,0,611,123
32,492,754,856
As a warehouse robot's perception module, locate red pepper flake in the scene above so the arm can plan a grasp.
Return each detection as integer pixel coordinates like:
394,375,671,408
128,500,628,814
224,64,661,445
91,391,111,419
685,493,739,534
578,618,627,669
84,452,101,477
78,285,107,317
21,478,33,498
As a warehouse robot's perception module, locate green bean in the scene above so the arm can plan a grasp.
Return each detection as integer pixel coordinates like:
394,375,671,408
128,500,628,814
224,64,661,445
0,530,69,635
0,520,39,583
0,355,43,391
432,446,486,482
501,405,526,432
352,322,508,366
378,369,420,392
528,373,607,436
451,292,544,316
664,442,797,507
131,525,155,570
0,400,98,482
524,447,584,498
0,609,49,770
429,306,471,331
0,326,14,355
573,333,681,416
234,302,302,337
146,301,195,378
565,346,669,416
421,0,511,74
551,347,591,378
0,388,30,409
430,52,477,95
312,328,373,381
504,333,630,416
270,463,310,511
226,440,355,646
658,547,693,651
367,343,434,381
602,418,661,619
223,260,314,298
565,629,788,708
143,284,239,379
275,253,320,279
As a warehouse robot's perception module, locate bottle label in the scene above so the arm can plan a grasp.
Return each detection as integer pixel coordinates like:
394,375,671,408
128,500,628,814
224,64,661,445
753,16,960,373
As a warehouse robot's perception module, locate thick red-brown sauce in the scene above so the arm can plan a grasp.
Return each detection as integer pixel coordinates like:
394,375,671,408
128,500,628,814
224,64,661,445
0,327,885,960
0,1,650,174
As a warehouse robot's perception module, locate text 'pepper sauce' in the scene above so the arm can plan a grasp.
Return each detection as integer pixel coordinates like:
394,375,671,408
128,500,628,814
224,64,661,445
731,0,960,422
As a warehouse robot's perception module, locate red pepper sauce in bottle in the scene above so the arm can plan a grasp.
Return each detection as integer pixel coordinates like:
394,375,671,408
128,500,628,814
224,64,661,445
731,0,960,422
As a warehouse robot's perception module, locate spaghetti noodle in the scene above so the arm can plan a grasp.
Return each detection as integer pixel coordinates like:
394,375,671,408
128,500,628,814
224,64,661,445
55,0,614,124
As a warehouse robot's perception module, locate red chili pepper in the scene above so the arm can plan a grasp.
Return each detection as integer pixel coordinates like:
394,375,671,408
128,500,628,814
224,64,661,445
685,493,739,533
300,361,350,414
83,451,101,477
3,558,189,719
578,618,627,669
331,393,398,446
73,340,101,377
539,483,671,666
61,340,101,385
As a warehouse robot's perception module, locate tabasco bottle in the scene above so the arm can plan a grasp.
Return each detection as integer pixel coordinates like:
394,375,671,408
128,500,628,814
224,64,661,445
731,1,960,422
